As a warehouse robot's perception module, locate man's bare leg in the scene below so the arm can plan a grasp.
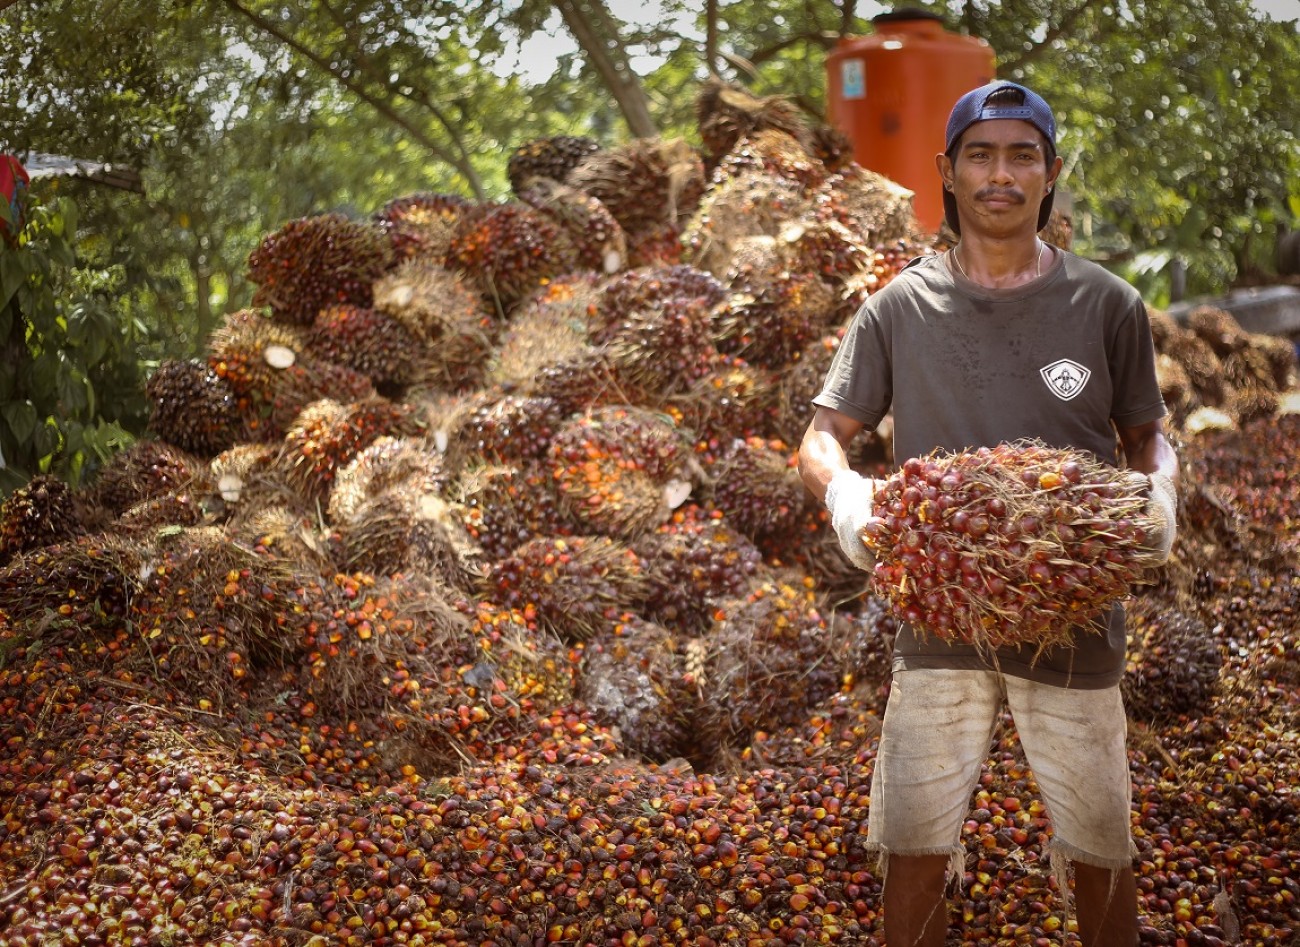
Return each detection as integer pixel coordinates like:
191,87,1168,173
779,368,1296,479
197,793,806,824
1073,862,1138,946
882,853,950,947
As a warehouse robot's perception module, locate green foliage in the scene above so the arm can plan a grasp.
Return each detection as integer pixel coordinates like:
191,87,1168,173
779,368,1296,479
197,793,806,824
0,194,139,494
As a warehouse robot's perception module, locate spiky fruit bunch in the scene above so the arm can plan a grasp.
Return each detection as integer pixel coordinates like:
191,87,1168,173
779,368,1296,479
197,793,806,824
631,506,766,635
596,264,727,326
547,407,692,539
707,437,808,540
0,535,141,633
208,308,375,440
1187,305,1251,358
681,172,811,278
373,192,474,262
372,259,492,347
307,304,418,390
208,442,283,514
0,474,82,564
337,490,480,590
246,213,395,325
445,202,571,307
441,393,571,477
1151,316,1226,409
229,505,332,573
626,221,686,268
715,263,837,369
1122,596,1221,723
813,165,921,248
1224,346,1283,424
480,535,648,642
700,581,840,759
517,176,627,274
838,240,923,308
567,138,706,239
327,435,444,525
488,274,600,391
1252,333,1297,391
115,491,205,536
451,462,573,561
595,299,719,402
145,358,240,456
278,398,421,502
807,123,855,172
579,616,698,762
695,79,810,166
507,135,601,195
780,216,872,285
89,440,207,516
1040,207,1074,250
667,353,778,445
469,600,579,711
714,129,827,193
862,441,1162,652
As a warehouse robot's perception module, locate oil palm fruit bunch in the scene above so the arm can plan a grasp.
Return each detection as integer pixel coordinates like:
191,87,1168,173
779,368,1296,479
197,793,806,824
547,406,693,540
1186,305,1251,359
479,535,649,642
715,257,837,369
595,299,719,402
578,616,699,762
667,352,778,446
246,212,395,325
0,474,82,564
1122,596,1221,724
713,129,827,193
145,358,240,456
277,398,421,503
450,462,573,561
445,201,571,309
88,440,208,517
373,191,474,262
0,534,142,633
307,304,419,392
861,440,1162,653
517,176,627,274
440,392,571,478
681,171,811,278
506,134,601,195
695,78,810,168
326,435,445,526
336,489,480,591
488,274,600,392
812,165,921,249
372,258,494,350
568,138,706,242
706,436,809,540
807,123,855,172
595,264,727,324
630,506,766,635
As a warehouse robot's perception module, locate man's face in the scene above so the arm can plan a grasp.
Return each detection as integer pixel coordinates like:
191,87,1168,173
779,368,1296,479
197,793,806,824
938,118,1061,238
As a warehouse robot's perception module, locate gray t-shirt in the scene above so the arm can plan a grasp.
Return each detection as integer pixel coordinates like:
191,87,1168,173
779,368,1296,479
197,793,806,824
813,248,1166,688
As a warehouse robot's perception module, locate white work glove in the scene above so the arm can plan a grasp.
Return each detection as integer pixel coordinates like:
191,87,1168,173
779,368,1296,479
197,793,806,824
1123,470,1177,564
824,469,882,572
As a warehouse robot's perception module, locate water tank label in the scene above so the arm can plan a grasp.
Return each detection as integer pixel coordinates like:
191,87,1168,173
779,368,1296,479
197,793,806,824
841,59,865,100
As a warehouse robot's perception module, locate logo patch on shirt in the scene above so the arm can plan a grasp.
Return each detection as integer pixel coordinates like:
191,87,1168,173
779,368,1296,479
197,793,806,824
1040,359,1091,401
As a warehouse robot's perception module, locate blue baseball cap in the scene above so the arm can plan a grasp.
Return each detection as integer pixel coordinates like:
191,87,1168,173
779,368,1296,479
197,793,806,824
942,80,1058,235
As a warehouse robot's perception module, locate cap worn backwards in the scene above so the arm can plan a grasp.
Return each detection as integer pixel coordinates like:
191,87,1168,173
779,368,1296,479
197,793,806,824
942,80,1058,236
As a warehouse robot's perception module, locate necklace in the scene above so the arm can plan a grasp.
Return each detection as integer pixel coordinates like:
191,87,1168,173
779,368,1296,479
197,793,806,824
951,239,1045,284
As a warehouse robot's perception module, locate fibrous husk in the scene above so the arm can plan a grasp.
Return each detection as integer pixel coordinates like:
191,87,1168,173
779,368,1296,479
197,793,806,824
713,128,827,193
695,78,810,166
336,489,481,591
1187,305,1251,358
373,192,474,263
145,359,240,457
327,435,445,526
479,535,649,643
706,436,809,540
488,274,600,391
578,616,699,763
715,245,838,368
88,440,211,517
667,353,779,444
209,443,291,516
371,259,494,350
229,504,333,575
681,170,811,278
246,213,395,325
568,137,707,239
862,440,1162,654
547,406,694,540
813,165,921,249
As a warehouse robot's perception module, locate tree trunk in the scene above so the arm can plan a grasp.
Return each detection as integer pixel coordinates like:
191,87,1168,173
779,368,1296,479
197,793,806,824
553,0,658,139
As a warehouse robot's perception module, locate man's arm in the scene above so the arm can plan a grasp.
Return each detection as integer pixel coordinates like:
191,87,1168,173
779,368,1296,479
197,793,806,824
798,406,865,503
1116,418,1178,483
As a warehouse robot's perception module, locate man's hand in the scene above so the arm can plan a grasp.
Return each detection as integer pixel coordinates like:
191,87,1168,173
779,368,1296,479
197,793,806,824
1125,470,1177,563
824,469,883,572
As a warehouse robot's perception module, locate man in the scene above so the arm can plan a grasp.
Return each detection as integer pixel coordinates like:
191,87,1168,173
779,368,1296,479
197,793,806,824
797,80,1179,946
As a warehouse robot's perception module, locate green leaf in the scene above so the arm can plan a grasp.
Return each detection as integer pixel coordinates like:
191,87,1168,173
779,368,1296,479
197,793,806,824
0,252,28,310
1,401,37,443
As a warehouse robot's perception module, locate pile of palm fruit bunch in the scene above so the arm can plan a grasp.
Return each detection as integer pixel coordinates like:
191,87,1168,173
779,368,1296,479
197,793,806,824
0,78,1297,947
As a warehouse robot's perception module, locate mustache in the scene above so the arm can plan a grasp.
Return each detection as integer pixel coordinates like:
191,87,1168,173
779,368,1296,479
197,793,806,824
974,186,1026,204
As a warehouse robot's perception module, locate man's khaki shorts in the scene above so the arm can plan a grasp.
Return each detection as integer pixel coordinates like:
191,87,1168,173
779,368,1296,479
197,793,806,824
865,667,1136,870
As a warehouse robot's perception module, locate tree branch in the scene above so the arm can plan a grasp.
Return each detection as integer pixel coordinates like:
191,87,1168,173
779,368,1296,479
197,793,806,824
219,0,487,198
746,30,840,68
998,0,1107,74
554,0,658,138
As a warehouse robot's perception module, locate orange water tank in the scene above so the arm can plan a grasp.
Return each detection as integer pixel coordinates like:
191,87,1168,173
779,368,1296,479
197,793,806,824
825,10,995,233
